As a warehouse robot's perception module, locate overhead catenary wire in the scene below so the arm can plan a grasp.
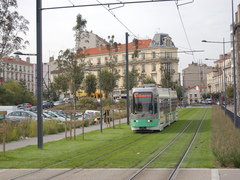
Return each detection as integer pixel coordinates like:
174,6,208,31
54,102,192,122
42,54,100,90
174,0,196,61
96,0,137,37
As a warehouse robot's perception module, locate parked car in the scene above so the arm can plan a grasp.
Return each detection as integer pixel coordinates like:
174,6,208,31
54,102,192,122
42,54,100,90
32,111,52,120
43,100,54,109
43,110,66,122
17,104,24,109
51,110,65,117
63,98,74,103
54,100,65,106
6,111,37,121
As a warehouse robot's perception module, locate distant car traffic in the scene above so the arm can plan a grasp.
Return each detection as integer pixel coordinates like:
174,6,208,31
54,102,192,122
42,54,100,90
6,111,37,121
43,110,66,121
63,98,74,103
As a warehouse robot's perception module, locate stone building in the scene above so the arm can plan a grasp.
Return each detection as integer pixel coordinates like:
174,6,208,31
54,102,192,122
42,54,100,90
182,62,212,89
0,55,34,92
76,33,179,89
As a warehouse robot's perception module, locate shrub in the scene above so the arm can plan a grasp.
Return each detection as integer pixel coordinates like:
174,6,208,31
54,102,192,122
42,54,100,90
211,105,240,168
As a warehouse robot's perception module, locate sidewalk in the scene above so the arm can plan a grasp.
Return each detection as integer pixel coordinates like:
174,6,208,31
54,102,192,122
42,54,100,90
0,118,128,151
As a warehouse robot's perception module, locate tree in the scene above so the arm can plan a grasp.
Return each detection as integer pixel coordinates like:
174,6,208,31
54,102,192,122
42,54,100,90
58,48,85,109
143,75,155,84
73,13,87,52
0,84,14,105
101,69,116,98
85,73,97,97
226,83,234,104
123,68,142,90
0,0,29,59
52,75,69,99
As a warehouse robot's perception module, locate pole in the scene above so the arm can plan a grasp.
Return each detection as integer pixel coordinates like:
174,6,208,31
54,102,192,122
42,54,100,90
100,66,102,133
223,38,226,114
231,0,237,127
37,0,43,149
126,32,130,125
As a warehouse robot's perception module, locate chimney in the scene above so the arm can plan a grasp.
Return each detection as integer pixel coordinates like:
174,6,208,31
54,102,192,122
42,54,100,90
100,44,103,51
83,46,86,53
15,55,20,61
219,54,223,60
49,56,54,62
26,57,30,63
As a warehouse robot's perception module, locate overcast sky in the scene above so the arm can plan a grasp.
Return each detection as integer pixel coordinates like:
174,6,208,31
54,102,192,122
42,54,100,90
13,0,240,73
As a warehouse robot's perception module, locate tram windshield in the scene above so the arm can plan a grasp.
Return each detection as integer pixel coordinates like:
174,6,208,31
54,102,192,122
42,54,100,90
133,92,153,115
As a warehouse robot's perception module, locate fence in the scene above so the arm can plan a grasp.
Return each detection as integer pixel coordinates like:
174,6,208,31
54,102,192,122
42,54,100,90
221,105,240,129
0,111,7,157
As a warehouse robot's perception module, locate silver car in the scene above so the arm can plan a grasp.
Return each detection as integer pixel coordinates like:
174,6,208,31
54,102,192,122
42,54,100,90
6,111,37,121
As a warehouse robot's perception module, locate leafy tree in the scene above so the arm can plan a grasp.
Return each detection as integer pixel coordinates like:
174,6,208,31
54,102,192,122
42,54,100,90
123,68,142,90
2,79,33,105
84,73,97,97
0,84,14,105
73,13,87,52
58,48,85,109
52,75,69,99
176,86,183,100
106,35,120,100
143,75,155,84
100,69,116,98
226,83,234,103
0,0,29,59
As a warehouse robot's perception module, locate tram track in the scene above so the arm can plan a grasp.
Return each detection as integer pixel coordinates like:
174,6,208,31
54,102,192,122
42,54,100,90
8,107,202,180
129,108,209,180
10,133,152,180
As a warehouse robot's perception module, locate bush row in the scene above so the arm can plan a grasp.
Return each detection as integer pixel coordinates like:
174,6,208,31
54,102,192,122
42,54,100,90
211,105,240,168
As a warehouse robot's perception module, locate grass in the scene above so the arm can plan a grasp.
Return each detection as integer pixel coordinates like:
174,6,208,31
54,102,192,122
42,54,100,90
0,108,215,169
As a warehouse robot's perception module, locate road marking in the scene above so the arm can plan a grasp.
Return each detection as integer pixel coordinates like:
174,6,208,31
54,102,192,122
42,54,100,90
211,169,219,180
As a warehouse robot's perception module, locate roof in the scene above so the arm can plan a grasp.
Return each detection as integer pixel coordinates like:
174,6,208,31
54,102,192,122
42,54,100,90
75,39,152,56
2,57,32,65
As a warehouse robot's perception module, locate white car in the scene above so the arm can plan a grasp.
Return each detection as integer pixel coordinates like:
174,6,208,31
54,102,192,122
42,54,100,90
44,110,68,122
6,111,37,121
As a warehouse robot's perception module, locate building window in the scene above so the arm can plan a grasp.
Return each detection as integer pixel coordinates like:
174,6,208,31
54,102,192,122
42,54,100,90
97,58,101,66
15,65,17,71
105,57,108,65
152,64,156,71
24,66,26,72
152,51,156,59
123,55,126,62
194,94,197,98
132,65,136,71
142,53,145,61
152,75,156,82
142,65,145,73
114,55,118,64
89,58,93,66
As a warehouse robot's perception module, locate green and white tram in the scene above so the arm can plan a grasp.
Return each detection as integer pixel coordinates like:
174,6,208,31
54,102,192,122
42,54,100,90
131,84,178,131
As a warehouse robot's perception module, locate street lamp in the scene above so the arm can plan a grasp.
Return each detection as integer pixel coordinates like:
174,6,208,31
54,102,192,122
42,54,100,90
14,51,43,149
85,67,102,133
202,39,232,118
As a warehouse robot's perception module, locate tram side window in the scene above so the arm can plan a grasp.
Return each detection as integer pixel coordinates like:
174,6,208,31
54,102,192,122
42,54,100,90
154,98,158,114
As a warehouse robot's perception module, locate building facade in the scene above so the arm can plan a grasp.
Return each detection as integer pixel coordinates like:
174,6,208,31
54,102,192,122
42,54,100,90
0,56,34,92
182,62,213,89
75,30,108,51
76,33,179,89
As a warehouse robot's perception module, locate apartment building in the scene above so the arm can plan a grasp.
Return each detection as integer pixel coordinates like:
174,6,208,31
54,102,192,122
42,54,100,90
206,53,233,94
75,30,108,51
182,62,213,89
0,55,34,92
76,33,179,89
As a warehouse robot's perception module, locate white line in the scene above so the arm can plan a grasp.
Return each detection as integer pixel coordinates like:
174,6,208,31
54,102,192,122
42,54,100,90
211,169,220,180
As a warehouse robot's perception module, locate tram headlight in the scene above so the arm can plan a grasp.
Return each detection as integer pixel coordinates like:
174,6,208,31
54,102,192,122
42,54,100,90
148,120,152,122
134,120,138,122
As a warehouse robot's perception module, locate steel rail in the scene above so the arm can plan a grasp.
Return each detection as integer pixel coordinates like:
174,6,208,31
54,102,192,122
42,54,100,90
167,108,208,180
129,108,206,180
9,133,143,180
